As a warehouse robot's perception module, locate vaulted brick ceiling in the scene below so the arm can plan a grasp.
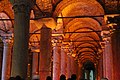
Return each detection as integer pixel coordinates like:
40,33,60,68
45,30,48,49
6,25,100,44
52,0,104,64
0,0,120,64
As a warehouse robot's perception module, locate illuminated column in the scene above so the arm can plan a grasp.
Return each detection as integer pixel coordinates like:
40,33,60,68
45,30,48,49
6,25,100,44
99,41,105,79
77,63,82,80
1,37,12,80
100,31,107,79
31,48,40,79
11,0,31,78
61,43,67,76
40,24,52,80
70,56,77,74
102,41,107,78
98,46,104,80
67,54,71,78
103,37,113,80
111,29,120,80
86,70,90,80
53,40,61,80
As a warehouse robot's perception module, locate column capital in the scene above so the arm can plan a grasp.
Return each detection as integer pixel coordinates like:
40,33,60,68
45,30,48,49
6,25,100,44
30,47,40,53
52,38,62,47
101,30,111,46
102,36,111,46
12,1,32,14
101,30,110,39
29,43,40,53
100,42,106,49
1,34,13,45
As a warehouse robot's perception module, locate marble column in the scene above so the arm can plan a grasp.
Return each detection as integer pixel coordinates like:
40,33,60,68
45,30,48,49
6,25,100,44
1,38,12,80
111,30,120,80
70,56,77,74
60,44,67,76
11,1,31,79
103,38,113,80
86,70,90,80
40,24,52,80
77,63,82,80
101,41,107,78
31,48,40,79
99,49,104,79
67,54,71,78
53,41,61,80
99,55,103,80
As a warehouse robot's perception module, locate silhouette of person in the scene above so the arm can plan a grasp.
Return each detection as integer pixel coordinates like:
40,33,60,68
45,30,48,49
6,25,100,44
60,74,66,80
8,77,15,80
15,75,22,80
101,78,108,80
67,78,71,80
46,76,52,80
71,74,77,80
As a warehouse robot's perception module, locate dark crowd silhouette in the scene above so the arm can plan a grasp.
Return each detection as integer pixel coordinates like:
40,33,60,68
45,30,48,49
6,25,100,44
8,75,24,80
60,74,77,80
8,74,108,80
8,74,77,80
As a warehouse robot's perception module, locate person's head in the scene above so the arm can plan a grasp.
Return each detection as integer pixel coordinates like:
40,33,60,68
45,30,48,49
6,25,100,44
60,74,66,80
15,75,22,80
71,74,77,80
46,76,52,80
101,78,108,80
67,78,71,80
9,77,15,80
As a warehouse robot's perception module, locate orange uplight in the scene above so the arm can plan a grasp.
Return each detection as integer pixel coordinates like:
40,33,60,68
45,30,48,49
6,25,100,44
35,72,38,75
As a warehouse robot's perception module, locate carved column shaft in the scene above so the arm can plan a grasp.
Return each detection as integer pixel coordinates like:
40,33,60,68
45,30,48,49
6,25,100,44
70,56,77,74
1,38,12,80
53,42,61,80
11,1,31,79
111,30,120,80
101,43,105,78
40,25,52,80
104,40,113,80
67,54,71,78
31,48,40,79
60,46,67,76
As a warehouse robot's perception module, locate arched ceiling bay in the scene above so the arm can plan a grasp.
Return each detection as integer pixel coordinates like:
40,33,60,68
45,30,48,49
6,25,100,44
0,12,13,35
54,0,104,64
54,0,104,17
65,18,102,31
0,0,14,19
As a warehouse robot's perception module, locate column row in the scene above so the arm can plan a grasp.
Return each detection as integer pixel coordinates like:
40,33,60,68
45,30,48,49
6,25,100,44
52,41,78,80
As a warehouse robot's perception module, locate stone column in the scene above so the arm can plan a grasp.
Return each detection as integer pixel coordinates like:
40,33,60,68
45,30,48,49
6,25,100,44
53,40,61,80
70,56,77,74
85,70,90,80
101,31,108,78
77,63,82,80
99,53,103,79
40,24,52,80
31,48,40,79
97,48,104,80
1,38,12,80
67,54,71,78
111,29,120,80
60,44,67,76
11,0,31,79
103,37,113,80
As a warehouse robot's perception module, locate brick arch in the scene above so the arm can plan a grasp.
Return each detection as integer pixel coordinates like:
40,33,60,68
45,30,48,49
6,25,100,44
0,0,14,19
53,0,104,17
